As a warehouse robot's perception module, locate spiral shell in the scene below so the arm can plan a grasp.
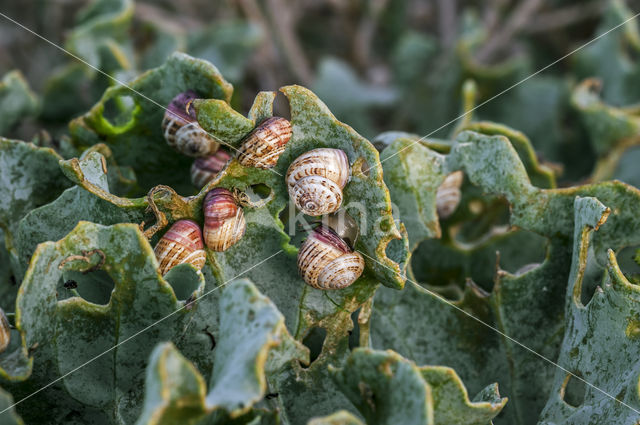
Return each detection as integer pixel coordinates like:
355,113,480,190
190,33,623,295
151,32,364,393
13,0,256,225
286,148,350,216
203,188,246,251
162,90,220,157
237,117,292,168
154,220,207,275
436,171,463,219
298,225,364,290
191,149,232,188
0,308,9,353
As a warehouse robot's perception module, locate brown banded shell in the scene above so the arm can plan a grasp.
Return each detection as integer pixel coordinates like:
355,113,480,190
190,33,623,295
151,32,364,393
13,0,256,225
298,225,364,290
0,308,9,353
162,90,220,157
203,188,246,251
286,148,350,216
154,219,207,275
436,171,463,219
237,117,292,168
191,149,232,188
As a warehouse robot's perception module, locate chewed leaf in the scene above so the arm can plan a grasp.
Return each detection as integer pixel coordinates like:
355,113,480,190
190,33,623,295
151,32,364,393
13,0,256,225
15,221,205,423
69,52,233,194
0,71,39,135
307,411,365,425
136,280,307,425
331,348,506,425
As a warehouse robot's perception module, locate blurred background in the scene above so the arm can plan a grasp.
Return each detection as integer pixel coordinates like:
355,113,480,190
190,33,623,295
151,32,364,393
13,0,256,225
2,0,640,185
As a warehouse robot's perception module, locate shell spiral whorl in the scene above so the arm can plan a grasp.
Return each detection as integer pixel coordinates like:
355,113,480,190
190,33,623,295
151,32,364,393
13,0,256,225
436,171,463,219
298,225,364,290
203,188,246,251
154,219,207,276
191,149,232,188
162,90,220,157
238,117,292,169
286,148,350,216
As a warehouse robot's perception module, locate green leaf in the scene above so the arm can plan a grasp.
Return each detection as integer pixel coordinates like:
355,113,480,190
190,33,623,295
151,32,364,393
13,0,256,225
0,386,25,425
307,411,364,425
69,52,233,194
331,348,506,425
539,197,640,423
13,221,205,423
136,279,307,425
0,71,39,135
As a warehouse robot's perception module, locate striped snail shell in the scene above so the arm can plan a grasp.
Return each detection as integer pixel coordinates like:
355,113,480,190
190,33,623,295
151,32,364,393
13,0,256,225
286,148,350,216
0,308,9,353
436,171,463,219
298,224,364,290
191,149,232,188
162,90,220,157
237,117,292,168
203,188,246,251
154,220,207,276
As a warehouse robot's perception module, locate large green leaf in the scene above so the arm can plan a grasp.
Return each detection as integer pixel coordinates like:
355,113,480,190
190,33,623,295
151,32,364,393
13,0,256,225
13,221,205,423
331,348,506,425
372,130,640,424
69,52,233,194
0,386,25,425
136,279,307,425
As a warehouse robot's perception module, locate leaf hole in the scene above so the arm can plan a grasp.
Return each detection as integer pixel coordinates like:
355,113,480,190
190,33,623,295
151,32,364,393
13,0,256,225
246,184,272,203
348,308,360,351
301,327,326,367
102,95,136,129
578,243,606,307
617,245,640,286
59,270,115,306
354,157,371,177
560,373,586,408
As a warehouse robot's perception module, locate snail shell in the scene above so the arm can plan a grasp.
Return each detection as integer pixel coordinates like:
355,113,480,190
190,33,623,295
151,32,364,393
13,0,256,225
191,149,232,188
237,117,292,168
298,225,364,290
286,148,350,216
154,219,207,276
162,90,220,157
436,171,463,219
203,188,246,251
0,308,9,353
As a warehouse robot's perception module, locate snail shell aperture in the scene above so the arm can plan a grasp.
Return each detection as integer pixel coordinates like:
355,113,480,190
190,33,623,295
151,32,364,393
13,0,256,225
0,308,9,353
298,224,364,290
203,188,246,251
237,117,292,169
162,90,220,157
436,171,463,219
286,148,350,216
154,220,207,276
191,149,232,188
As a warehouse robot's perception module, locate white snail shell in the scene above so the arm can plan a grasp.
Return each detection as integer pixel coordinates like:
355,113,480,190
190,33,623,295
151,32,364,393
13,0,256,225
191,149,232,188
203,188,246,251
286,148,350,216
162,90,220,157
238,117,292,168
0,308,9,353
436,171,463,219
298,225,364,290
154,220,207,276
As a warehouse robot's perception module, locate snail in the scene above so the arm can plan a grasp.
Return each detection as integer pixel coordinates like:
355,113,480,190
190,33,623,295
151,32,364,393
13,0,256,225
162,90,220,157
297,213,364,290
0,308,9,353
203,188,246,251
191,149,232,188
436,171,463,219
154,219,207,276
237,117,292,168
286,148,350,216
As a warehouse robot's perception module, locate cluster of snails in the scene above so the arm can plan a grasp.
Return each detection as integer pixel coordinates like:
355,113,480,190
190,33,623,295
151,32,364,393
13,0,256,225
160,90,364,290
153,188,246,276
